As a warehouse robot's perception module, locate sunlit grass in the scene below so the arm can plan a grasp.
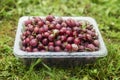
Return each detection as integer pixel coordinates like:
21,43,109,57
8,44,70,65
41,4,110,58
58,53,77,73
0,0,120,80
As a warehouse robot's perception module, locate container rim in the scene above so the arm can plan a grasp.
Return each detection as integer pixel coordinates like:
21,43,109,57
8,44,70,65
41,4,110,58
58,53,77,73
13,16,107,58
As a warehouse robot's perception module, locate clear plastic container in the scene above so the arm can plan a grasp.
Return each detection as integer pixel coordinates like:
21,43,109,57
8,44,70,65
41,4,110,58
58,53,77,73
13,16,107,58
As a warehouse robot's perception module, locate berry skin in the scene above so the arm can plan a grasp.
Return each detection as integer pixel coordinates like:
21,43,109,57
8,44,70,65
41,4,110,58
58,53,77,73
46,15,54,22
38,21,44,27
33,48,39,52
74,38,80,45
48,45,54,51
28,24,34,32
39,27,45,34
38,44,45,50
34,27,39,33
48,34,54,41
79,46,85,51
60,36,67,42
43,32,49,38
24,20,32,26
55,40,61,46
42,38,48,46
59,27,66,35
87,44,95,51
26,47,32,52
72,44,79,51
93,40,99,47
67,37,74,43
55,46,61,52
43,25,49,32
36,34,42,40
48,42,54,46
55,23,61,30
65,44,72,51
30,39,38,47
66,30,72,36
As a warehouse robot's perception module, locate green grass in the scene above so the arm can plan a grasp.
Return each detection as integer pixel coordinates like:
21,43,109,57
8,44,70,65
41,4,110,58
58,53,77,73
0,0,120,80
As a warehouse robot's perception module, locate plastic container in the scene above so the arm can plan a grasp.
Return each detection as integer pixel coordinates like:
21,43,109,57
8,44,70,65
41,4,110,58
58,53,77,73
13,16,107,59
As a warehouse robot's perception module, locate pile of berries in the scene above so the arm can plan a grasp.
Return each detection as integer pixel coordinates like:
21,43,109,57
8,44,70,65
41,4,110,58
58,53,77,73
21,15,99,52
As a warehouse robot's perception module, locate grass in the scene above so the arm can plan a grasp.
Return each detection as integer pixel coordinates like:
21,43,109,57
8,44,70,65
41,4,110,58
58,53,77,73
0,0,120,80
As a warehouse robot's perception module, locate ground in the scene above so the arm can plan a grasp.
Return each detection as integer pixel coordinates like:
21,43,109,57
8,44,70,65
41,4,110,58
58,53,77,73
0,0,120,80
